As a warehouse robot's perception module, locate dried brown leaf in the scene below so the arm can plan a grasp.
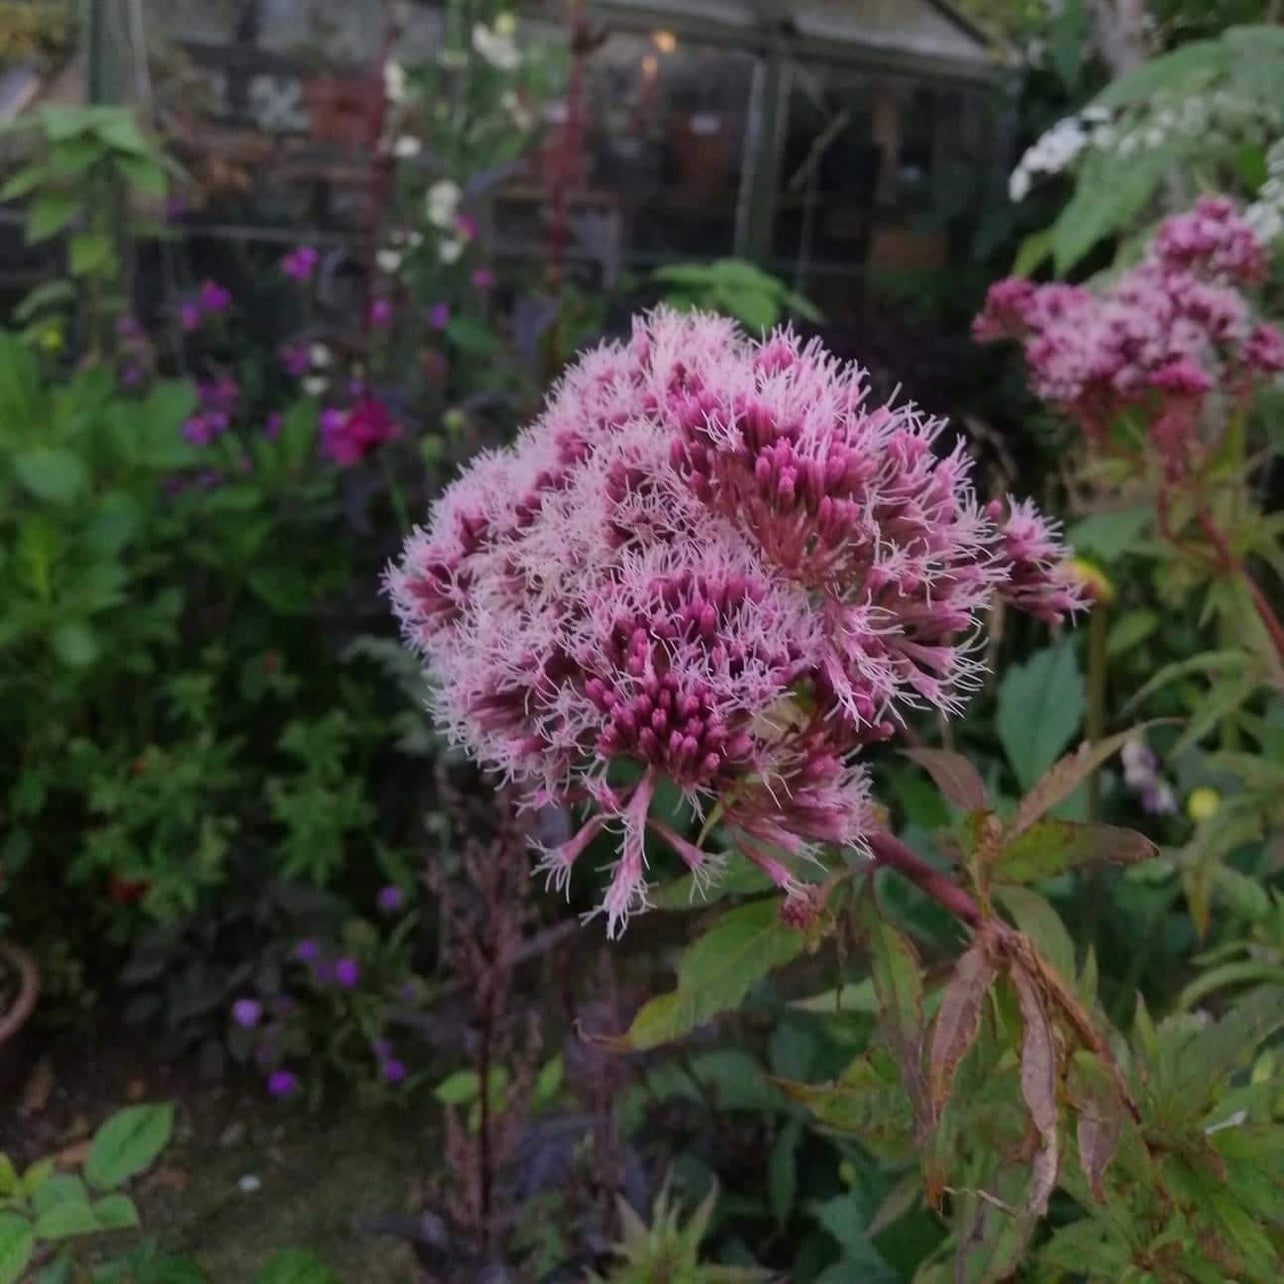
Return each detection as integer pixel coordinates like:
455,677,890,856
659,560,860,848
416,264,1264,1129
902,747,990,813
1011,963,1060,1216
1008,729,1142,838
1070,1054,1125,1203
926,942,998,1119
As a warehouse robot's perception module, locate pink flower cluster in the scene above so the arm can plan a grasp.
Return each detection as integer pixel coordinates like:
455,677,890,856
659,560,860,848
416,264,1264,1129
975,197,1284,474
388,310,1082,935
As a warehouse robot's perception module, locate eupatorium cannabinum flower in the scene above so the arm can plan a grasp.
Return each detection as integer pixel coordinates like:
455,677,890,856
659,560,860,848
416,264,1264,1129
975,197,1284,475
388,309,1082,935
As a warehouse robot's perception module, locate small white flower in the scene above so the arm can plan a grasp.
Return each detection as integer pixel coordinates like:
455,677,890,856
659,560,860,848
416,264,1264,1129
383,60,406,104
426,179,461,230
1008,167,1031,203
393,135,422,159
238,1175,262,1194
407,230,424,250
472,21,521,71
302,377,328,397
439,237,464,265
309,344,332,368
1081,105,1111,125
377,249,404,274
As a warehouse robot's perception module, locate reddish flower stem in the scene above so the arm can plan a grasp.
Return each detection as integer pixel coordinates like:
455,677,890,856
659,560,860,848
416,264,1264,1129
868,830,981,929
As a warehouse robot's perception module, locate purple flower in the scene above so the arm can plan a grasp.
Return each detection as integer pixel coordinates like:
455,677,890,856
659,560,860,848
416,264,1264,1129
282,246,319,282
333,957,360,988
119,362,144,389
400,981,419,1002
380,1058,407,1085
182,415,213,446
369,298,393,327
471,267,495,291
427,302,450,331
116,315,144,342
319,398,401,467
376,884,404,915
265,412,283,440
179,301,202,333
371,1038,392,1060
455,212,478,240
199,280,231,313
319,407,346,437
281,342,310,378
267,1070,298,1099
294,939,319,963
232,998,262,1029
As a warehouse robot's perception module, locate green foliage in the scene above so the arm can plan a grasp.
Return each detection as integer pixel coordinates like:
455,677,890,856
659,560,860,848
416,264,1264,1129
0,1104,178,1284
996,641,1086,792
612,899,811,1050
654,259,822,333
593,1177,770,1283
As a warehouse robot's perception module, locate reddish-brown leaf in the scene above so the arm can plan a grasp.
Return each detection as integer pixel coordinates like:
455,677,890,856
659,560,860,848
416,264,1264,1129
1008,729,1142,838
927,942,999,1118
994,820,1157,885
903,747,990,813
1070,1053,1125,1203
1011,963,1061,1216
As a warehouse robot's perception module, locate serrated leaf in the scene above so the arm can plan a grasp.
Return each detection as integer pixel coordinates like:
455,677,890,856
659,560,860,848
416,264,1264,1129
613,900,806,1050
994,820,1155,885
927,942,998,1119
13,448,88,502
1010,965,1059,1215
1106,608,1159,657
85,1104,174,1192
0,1214,33,1284
1121,648,1250,714
1008,730,1141,837
1066,507,1151,563
649,860,770,910
773,1056,916,1159
996,642,1085,791
902,748,989,812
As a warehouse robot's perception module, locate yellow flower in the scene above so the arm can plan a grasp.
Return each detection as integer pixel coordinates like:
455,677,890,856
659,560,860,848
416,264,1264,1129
1067,558,1115,605
1186,787,1220,824
38,326,63,353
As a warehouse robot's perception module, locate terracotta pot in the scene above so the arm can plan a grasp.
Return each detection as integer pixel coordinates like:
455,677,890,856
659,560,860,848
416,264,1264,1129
0,940,39,1097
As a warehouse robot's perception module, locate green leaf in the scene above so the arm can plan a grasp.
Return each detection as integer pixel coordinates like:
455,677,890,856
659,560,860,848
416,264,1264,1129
0,163,52,202
1094,38,1226,107
0,1214,34,1284
901,748,989,812
13,448,88,502
1012,227,1054,277
444,316,499,354
94,112,150,156
1066,507,1150,563
649,860,771,910
533,1054,563,1107
39,106,101,142
0,1156,17,1198
116,154,168,198
253,1248,339,1284
775,1055,916,1160
614,900,807,1050
14,280,75,323
810,1193,897,1281
51,623,100,669
767,1119,801,1225
994,820,1155,884
85,1104,174,1192
995,885,1076,981
69,232,114,277
26,190,81,243
996,642,1085,791
32,1201,101,1240
90,1195,139,1232
30,1176,88,1217
1106,608,1159,657
432,1070,480,1105
1051,150,1168,275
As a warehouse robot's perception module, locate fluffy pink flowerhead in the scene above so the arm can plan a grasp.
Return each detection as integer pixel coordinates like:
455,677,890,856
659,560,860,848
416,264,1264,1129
321,397,401,466
388,309,1082,935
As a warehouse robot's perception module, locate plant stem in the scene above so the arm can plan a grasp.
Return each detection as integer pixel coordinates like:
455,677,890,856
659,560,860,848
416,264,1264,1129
867,830,981,929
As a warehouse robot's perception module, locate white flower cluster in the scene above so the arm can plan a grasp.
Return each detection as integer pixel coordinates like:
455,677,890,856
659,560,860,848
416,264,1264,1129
1245,138,1284,246
473,13,521,72
1009,107,1113,202
1010,91,1282,204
